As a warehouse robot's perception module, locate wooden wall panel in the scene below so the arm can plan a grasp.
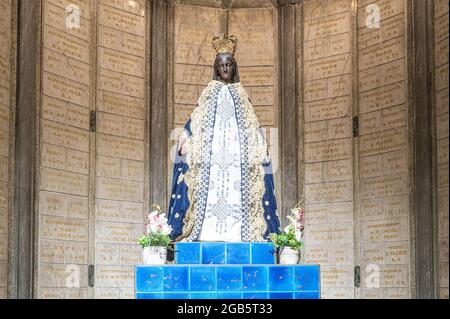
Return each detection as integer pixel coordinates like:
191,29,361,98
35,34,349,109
0,0,15,299
434,0,449,300
95,0,147,299
37,0,93,299
302,0,355,299
357,0,412,299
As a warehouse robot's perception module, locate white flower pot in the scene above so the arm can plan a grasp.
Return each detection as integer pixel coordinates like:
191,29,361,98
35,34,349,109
279,247,301,264
143,246,167,265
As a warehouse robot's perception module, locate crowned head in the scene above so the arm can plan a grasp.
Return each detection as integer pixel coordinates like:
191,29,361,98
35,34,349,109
212,34,240,84
212,34,238,56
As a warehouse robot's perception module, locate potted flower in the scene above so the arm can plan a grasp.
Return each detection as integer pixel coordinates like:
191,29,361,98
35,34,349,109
139,204,172,265
269,201,305,264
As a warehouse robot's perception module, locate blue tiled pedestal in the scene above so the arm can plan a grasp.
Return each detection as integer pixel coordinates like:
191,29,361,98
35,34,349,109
136,264,320,299
175,242,276,265
135,242,320,299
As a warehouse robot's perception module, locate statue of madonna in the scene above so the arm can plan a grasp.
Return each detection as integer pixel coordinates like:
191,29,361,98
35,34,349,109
167,34,281,242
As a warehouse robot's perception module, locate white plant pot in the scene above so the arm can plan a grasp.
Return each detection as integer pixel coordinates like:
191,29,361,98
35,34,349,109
143,246,167,265
279,247,301,264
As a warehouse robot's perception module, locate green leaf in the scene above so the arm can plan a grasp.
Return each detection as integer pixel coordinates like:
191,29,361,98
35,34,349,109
269,231,302,249
138,233,171,248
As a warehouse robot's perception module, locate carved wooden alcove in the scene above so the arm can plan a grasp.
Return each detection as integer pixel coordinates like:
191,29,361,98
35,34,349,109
1,0,447,299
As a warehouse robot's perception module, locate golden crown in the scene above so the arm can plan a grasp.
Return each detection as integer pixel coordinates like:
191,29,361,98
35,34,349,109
212,34,238,56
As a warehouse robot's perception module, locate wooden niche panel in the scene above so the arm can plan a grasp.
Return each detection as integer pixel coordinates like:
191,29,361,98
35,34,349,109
302,0,354,299
357,0,411,299
173,4,222,127
38,0,92,299
434,0,449,300
229,6,278,136
0,0,14,300
95,0,146,299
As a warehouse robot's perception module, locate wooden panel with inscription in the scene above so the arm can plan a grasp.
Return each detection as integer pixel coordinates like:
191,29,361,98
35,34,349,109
357,0,411,299
38,0,92,299
0,0,13,299
229,7,277,129
37,0,148,299
302,0,354,299
172,5,221,127
95,0,147,299
434,0,449,300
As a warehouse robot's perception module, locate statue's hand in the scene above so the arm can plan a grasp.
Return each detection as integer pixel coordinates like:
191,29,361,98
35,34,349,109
180,140,189,155
178,137,189,156
177,131,190,156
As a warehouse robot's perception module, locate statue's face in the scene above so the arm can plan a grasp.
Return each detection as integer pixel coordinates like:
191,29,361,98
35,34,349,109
216,55,235,83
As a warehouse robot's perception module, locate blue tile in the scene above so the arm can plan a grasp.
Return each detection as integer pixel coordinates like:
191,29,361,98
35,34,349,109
251,242,275,264
163,293,190,299
217,292,243,299
242,266,268,291
163,266,189,292
269,266,294,291
175,242,201,264
190,266,216,291
269,292,294,299
243,292,269,299
136,264,321,300
226,243,250,264
202,242,226,264
293,266,320,291
136,293,163,299
189,293,217,299
136,266,163,292
294,291,320,299
217,267,242,291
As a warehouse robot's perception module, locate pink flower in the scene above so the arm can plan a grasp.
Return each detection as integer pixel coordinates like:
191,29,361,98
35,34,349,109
148,211,168,225
149,222,161,233
155,223,172,235
145,205,172,236
148,211,159,222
